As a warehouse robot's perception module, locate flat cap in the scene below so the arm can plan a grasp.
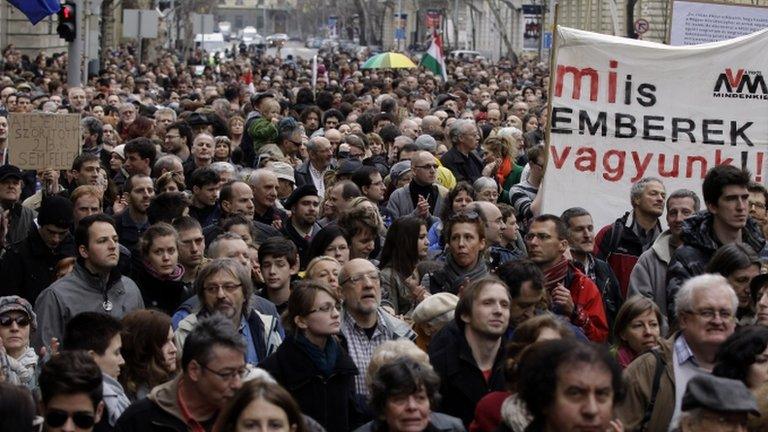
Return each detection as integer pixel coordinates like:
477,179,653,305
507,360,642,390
682,374,759,416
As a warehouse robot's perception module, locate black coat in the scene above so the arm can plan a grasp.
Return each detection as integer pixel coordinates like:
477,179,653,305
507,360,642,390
428,321,506,426
113,398,206,432
440,147,483,184
0,227,76,303
130,260,190,315
259,335,359,432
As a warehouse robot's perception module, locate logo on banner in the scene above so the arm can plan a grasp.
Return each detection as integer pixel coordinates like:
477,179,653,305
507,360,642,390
713,68,768,100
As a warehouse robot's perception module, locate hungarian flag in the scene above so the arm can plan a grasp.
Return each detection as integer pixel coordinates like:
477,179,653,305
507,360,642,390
420,31,447,81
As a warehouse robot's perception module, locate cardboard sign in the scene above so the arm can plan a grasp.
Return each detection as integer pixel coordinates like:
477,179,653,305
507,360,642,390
9,113,81,170
541,26,768,228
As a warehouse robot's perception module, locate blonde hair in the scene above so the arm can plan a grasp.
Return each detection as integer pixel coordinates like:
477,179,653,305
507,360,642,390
366,339,431,393
304,255,341,278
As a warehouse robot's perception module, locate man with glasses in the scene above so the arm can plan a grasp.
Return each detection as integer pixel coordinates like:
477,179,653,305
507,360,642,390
525,214,608,342
339,258,416,397
39,351,104,432
175,258,282,366
387,151,447,225
748,182,768,238
116,314,250,431
619,274,737,431
442,119,484,183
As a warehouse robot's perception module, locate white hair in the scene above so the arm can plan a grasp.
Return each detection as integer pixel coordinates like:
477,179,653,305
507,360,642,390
674,273,738,317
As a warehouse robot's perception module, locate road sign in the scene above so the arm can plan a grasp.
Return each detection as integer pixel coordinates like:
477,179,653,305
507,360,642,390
191,13,215,35
123,9,158,38
543,31,552,49
634,18,650,35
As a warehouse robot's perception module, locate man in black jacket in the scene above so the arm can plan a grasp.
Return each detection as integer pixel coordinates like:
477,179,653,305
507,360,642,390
115,314,247,432
428,276,509,426
0,196,76,303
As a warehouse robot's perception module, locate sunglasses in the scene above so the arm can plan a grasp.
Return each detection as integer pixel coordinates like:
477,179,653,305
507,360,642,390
0,315,30,327
45,410,96,429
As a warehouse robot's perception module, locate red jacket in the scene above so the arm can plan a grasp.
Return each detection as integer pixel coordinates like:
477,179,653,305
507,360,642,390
563,263,609,343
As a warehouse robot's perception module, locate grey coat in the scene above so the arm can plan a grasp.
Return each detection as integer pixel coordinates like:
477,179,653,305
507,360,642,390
33,262,143,349
386,182,447,225
628,230,674,314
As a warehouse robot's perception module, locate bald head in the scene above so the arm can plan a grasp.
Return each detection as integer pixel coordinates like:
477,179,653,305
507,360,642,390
411,151,437,186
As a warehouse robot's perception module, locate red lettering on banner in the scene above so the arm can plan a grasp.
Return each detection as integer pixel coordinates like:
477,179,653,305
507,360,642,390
658,154,680,178
547,145,760,183
555,65,599,101
550,145,572,168
685,156,707,178
575,148,597,172
603,150,626,181
725,68,745,89
715,149,733,166
630,152,653,182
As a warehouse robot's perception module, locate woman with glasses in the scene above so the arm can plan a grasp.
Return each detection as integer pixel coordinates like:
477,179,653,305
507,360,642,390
379,217,430,316
259,280,358,432
0,296,39,391
425,212,489,295
228,115,245,149
307,225,351,265
706,243,762,326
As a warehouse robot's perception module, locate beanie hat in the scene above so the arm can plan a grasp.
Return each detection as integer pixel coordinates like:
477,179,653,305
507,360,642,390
38,196,74,228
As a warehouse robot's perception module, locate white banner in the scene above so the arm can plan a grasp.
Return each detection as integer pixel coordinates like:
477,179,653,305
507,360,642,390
541,26,768,229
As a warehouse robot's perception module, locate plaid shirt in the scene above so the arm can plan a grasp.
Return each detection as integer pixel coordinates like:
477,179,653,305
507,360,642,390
340,307,416,396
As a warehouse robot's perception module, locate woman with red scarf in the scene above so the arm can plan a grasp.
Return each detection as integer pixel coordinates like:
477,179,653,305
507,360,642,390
481,135,523,203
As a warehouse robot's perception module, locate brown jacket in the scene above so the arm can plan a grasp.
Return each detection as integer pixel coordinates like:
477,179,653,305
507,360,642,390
617,335,676,432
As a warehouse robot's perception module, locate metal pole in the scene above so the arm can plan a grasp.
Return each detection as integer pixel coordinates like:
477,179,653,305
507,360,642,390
82,0,90,84
453,0,459,50
137,10,143,65
397,0,402,51
67,0,85,87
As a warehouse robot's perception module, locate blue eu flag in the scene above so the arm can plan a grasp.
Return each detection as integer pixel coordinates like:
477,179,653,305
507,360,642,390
7,0,61,25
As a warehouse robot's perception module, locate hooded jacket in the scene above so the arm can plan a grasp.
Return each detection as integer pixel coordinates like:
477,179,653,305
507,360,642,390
666,212,766,320
113,375,212,432
33,261,144,349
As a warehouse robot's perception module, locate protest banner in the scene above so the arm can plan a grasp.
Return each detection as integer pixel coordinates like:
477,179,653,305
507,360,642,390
541,26,768,228
669,0,768,46
8,113,81,170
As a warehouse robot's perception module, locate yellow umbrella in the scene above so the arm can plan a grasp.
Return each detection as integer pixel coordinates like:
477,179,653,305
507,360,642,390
361,52,417,69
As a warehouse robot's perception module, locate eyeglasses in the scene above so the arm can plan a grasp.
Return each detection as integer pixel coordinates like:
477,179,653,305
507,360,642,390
308,302,343,314
749,201,766,210
202,283,242,295
0,315,31,327
415,164,438,170
340,271,380,285
688,308,734,321
524,232,553,242
45,410,96,429
202,363,248,381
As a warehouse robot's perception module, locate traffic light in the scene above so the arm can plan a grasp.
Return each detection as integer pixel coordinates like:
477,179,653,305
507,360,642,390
57,2,77,42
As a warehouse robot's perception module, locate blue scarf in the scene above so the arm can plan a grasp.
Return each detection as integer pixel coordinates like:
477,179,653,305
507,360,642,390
295,333,339,377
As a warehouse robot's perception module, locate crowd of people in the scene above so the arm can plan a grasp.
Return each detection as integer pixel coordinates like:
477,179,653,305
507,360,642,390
0,40,767,432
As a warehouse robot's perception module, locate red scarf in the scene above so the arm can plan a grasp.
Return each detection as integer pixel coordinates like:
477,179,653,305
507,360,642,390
496,156,513,186
542,256,568,293
177,378,207,432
